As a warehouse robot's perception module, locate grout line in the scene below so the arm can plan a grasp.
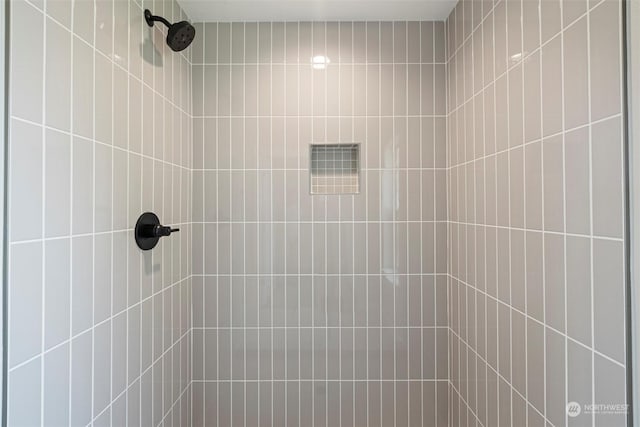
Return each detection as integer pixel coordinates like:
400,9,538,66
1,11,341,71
558,0,569,426
68,0,76,423
39,0,47,424
587,2,597,425
90,0,97,422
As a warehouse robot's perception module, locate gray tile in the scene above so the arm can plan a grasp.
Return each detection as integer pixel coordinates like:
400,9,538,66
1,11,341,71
10,119,43,242
11,0,43,122
594,354,627,426
510,147,525,228
44,238,70,349
93,321,111,415
524,51,541,143
494,1,508,76
204,23,218,63
72,37,94,139
565,127,591,235
45,18,71,131
44,128,71,237
71,331,92,427
563,16,589,129
540,0,562,43
93,233,112,325
541,35,563,137
543,135,564,232
9,242,42,367
495,75,509,153
113,67,128,149
566,236,592,345
524,140,543,230
593,238,625,363
546,328,566,427
527,319,545,413
592,116,624,238
511,230,526,312
8,358,41,426
127,2,142,79
43,343,70,426
112,150,128,230
71,235,93,335
112,312,127,397
72,136,93,235
94,144,113,232
567,339,593,427
526,231,544,322
590,0,622,121
544,233,565,332
508,64,524,148
95,0,113,56
48,0,72,28
94,53,112,145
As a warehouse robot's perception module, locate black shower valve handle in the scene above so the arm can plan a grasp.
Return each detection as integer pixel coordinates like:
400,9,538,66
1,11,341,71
134,212,179,251
142,224,180,238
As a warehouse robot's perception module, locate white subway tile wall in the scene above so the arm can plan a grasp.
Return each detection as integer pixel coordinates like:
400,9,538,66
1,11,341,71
7,0,193,425
190,21,450,426
445,0,627,426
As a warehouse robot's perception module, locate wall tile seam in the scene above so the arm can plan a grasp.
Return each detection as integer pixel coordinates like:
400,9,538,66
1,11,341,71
443,111,625,171
447,325,552,427
6,274,193,374
445,274,626,369
448,377,488,427
90,328,193,424
445,0,615,117
444,220,625,244
445,0,606,62
445,0,499,63
8,221,195,244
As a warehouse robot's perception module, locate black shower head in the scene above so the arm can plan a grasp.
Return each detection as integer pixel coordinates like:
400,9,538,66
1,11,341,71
144,9,196,52
167,21,196,52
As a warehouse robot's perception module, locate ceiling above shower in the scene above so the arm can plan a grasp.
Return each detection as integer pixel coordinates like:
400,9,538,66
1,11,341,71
177,0,457,22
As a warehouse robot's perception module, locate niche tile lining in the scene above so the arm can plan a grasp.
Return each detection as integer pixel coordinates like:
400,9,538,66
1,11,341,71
310,143,360,194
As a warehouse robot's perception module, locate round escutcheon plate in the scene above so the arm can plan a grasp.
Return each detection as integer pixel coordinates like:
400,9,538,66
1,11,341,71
134,212,161,251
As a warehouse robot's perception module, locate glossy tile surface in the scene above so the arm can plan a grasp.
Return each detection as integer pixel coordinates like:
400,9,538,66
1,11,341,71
7,0,193,425
191,20,450,426
445,0,628,426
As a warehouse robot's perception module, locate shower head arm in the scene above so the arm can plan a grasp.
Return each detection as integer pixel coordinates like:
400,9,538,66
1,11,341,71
144,9,171,29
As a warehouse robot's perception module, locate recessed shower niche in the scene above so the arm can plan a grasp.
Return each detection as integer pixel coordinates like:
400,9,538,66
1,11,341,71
309,143,361,195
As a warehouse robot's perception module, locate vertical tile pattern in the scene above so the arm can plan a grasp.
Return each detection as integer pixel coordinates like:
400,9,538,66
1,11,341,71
191,21,449,426
5,1,629,424
7,0,193,425
445,0,628,426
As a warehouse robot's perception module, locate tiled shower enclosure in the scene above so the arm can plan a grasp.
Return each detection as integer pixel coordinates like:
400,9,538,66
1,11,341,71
3,0,630,426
